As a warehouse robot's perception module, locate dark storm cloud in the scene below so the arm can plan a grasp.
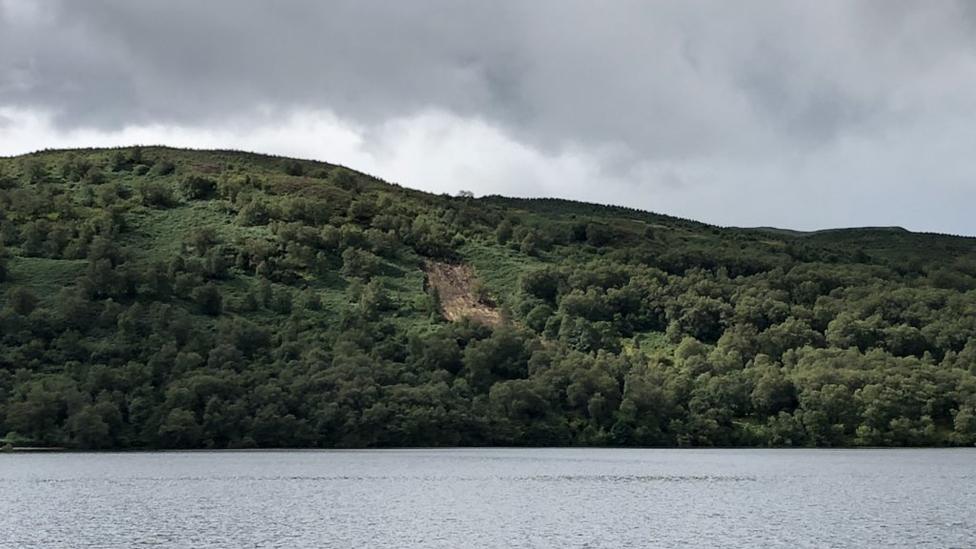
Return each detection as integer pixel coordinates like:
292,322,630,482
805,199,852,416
3,0,976,233
1,1,516,127
1,1,946,150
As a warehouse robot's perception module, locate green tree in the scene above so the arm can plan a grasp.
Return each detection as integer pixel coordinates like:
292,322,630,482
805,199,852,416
158,408,203,448
341,247,381,280
67,405,112,449
191,284,223,316
5,287,39,315
179,176,217,200
495,219,514,244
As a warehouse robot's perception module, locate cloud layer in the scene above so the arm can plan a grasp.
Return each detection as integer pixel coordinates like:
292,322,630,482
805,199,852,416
2,0,976,234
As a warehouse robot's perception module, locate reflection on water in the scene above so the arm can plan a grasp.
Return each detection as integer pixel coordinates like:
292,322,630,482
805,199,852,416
1,448,973,548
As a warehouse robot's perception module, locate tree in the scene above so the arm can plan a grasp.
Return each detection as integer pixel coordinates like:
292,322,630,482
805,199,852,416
21,159,47,184
5,286,38,315
151,159,176,176
179,176,217,200
666,294,731,343
798,384,856,446
360,280,392,318
67,405,111,449
158,408,203,448
462,327,531,391
237,199,271,226
495,219,514,244
412,331,462,373
953,407,976,444
408,215,455,258
331,168,359,191
750,362,797,415
525,304,554,333
520,268,560,303
341,247,381,280
825,312,883,351
348,198,376,221
283,160,304,176
191,283,223,316
585,223,613,247
520,232,543,256
138,182,177,208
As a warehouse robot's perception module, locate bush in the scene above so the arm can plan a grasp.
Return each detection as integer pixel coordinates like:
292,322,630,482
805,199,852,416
520,232,544,256
496,219,514,244
82,167,106,185
179,176,217,200
6,286,39,315
331,168,359,191
0,169,17,189
139,182,177,208
341,247,381,280
520,268,561,302
21,159,47,184
586,223,613,247
60,155,93,182
191,283,223,316
283,160,304,176
237,199,271,226
151,160,176,176
359,280,392,318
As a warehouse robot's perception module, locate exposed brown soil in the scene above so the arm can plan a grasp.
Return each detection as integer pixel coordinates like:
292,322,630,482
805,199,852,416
423,260,502,326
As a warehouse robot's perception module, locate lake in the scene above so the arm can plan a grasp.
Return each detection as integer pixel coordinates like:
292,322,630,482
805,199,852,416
1,448,973,548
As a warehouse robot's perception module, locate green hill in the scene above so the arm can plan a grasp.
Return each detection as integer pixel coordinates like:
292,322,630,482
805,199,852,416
1,146,975,449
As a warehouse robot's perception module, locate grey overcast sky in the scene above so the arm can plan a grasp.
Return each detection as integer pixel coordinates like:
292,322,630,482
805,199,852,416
2,1,976,234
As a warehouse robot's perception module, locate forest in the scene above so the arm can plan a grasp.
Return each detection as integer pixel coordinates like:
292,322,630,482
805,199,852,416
1,146,975,449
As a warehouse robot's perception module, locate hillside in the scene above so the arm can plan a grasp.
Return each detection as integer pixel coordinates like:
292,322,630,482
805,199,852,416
1,146,975,449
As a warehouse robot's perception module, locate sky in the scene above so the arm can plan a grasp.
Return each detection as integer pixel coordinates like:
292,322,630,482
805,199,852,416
2,1,976,235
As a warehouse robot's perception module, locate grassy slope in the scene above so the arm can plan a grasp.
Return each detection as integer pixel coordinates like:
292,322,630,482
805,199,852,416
4,145,975,310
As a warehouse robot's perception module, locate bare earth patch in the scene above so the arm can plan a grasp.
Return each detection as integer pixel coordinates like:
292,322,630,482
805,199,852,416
424,260,502,326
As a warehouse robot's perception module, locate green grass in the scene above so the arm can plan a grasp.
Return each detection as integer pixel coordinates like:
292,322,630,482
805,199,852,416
123,200,260,261
461,238,546,305
5,256,88,299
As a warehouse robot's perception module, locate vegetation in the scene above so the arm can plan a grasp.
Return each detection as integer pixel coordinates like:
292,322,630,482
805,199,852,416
0,146,975,449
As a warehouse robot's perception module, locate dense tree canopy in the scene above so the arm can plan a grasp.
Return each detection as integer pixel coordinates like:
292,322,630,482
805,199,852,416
0,147,975,449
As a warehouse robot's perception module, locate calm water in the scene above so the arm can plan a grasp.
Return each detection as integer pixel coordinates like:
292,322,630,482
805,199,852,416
1,448,973,548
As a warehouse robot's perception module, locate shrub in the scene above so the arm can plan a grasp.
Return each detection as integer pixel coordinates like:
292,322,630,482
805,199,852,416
586,223,613,247
496,219,514,244
21,159,47,184
82,167,106,185
139,182,177,208
191,283,223,316
179,176,217,200
283,160,304,176
6,286,39,315
151,160,176,176
237,199,271,226
341,247,381,280
331,168,359,191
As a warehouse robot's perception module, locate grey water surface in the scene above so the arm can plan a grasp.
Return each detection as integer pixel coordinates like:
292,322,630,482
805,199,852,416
1,448,973,548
